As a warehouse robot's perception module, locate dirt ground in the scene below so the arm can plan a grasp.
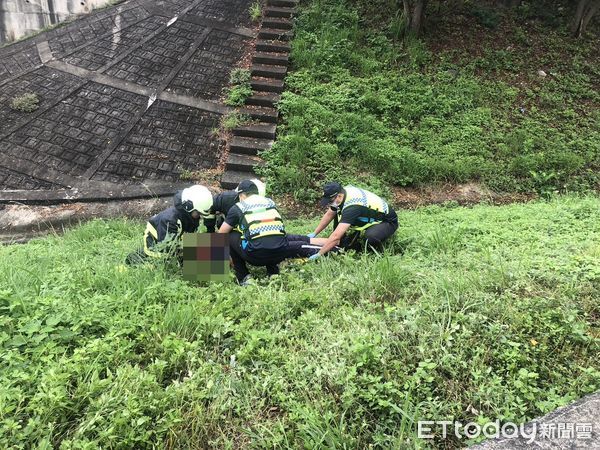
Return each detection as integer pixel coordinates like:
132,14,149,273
0,182,537,244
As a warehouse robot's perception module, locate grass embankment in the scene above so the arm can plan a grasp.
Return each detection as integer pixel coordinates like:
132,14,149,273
260,0,600,203
1,196,599,448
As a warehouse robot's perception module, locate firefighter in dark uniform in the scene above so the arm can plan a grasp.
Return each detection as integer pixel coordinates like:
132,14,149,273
204,179,266,232
218,180,323,285
125,184,214,264
308,182,398,259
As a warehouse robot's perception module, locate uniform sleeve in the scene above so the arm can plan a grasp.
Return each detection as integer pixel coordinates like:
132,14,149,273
203,194,221,232
224,205,242,228
158,219,181,242
339,206,362,225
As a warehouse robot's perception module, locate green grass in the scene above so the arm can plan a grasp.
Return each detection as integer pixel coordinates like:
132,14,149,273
260,0,600,203
1,196,599,448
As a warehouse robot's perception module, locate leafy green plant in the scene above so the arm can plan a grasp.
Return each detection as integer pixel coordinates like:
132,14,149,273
250,1,262,22
468,4,501,29
225,84,253,107
530,170,558,199
10,92,39,112
221,111,251,130
229,68,251,86
225,68,252,106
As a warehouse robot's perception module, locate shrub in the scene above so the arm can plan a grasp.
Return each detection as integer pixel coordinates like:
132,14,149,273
10,92,39,113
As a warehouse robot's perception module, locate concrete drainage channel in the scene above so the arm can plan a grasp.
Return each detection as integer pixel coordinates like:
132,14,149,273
220,0,297,189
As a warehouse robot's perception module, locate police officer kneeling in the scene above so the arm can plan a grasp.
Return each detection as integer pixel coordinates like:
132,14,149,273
218,180,321,285
308,182,398,259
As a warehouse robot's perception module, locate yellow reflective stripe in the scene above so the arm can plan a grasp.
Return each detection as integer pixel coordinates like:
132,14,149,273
143,223,162,258
251,229,285,238
343,186,387,213
246,210,281,224
350,221,380,232
341,186,388,233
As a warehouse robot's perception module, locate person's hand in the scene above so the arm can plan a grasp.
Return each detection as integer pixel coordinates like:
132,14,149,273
308,253,321,261
307,232,317,238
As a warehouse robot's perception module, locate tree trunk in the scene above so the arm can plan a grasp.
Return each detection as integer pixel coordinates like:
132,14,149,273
402,0,411,31
495,0,521,7
401,0,427,36
411,0,427,35
572,0,600,37
581,0,600,32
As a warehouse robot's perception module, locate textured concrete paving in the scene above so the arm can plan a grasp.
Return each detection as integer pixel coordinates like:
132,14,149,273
473,391,600,449
0,0,255,201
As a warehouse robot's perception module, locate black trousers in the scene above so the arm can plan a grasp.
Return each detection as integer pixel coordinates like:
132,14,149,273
229,233,321,282
341,221,398,252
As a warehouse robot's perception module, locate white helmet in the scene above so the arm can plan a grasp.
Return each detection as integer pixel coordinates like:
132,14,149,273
181,185,213,216
250,178,266,197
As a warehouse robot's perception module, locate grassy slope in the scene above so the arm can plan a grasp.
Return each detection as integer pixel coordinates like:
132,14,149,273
260,0,600,203
1,196,599,448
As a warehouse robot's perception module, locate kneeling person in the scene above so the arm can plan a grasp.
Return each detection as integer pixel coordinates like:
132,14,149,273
125,184,213,264
218,180,321,284
309,182,398,257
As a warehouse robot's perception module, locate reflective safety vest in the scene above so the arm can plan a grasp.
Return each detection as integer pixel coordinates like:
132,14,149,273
338,186,389,232
236,195,286,240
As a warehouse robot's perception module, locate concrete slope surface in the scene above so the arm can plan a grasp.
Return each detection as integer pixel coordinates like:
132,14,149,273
0,0,256,203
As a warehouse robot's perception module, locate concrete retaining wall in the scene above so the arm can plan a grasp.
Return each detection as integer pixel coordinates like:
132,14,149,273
0,0,113,43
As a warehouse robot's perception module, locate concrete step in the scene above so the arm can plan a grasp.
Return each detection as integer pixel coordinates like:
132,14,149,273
267,0,298,7
246,92,281,108
258,28,293,41
251,63,288,80
253,51,289,66
251,77,284,93
226,153,265,172
230,136,273,155
233,123,277,139
221,170,257,190
265,6,295,18
262,17,293,30
240,106,279,123
255,39,290,53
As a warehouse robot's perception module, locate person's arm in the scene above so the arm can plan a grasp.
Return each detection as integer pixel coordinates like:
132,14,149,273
218,222,233,233
312,208,336,236
318,223,351,255
218,206,240,234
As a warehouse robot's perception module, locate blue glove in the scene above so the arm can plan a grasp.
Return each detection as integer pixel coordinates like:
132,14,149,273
308,253,321,261
307,232,316,238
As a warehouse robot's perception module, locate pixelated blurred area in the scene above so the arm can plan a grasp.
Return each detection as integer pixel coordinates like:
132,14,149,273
182,233,230,282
